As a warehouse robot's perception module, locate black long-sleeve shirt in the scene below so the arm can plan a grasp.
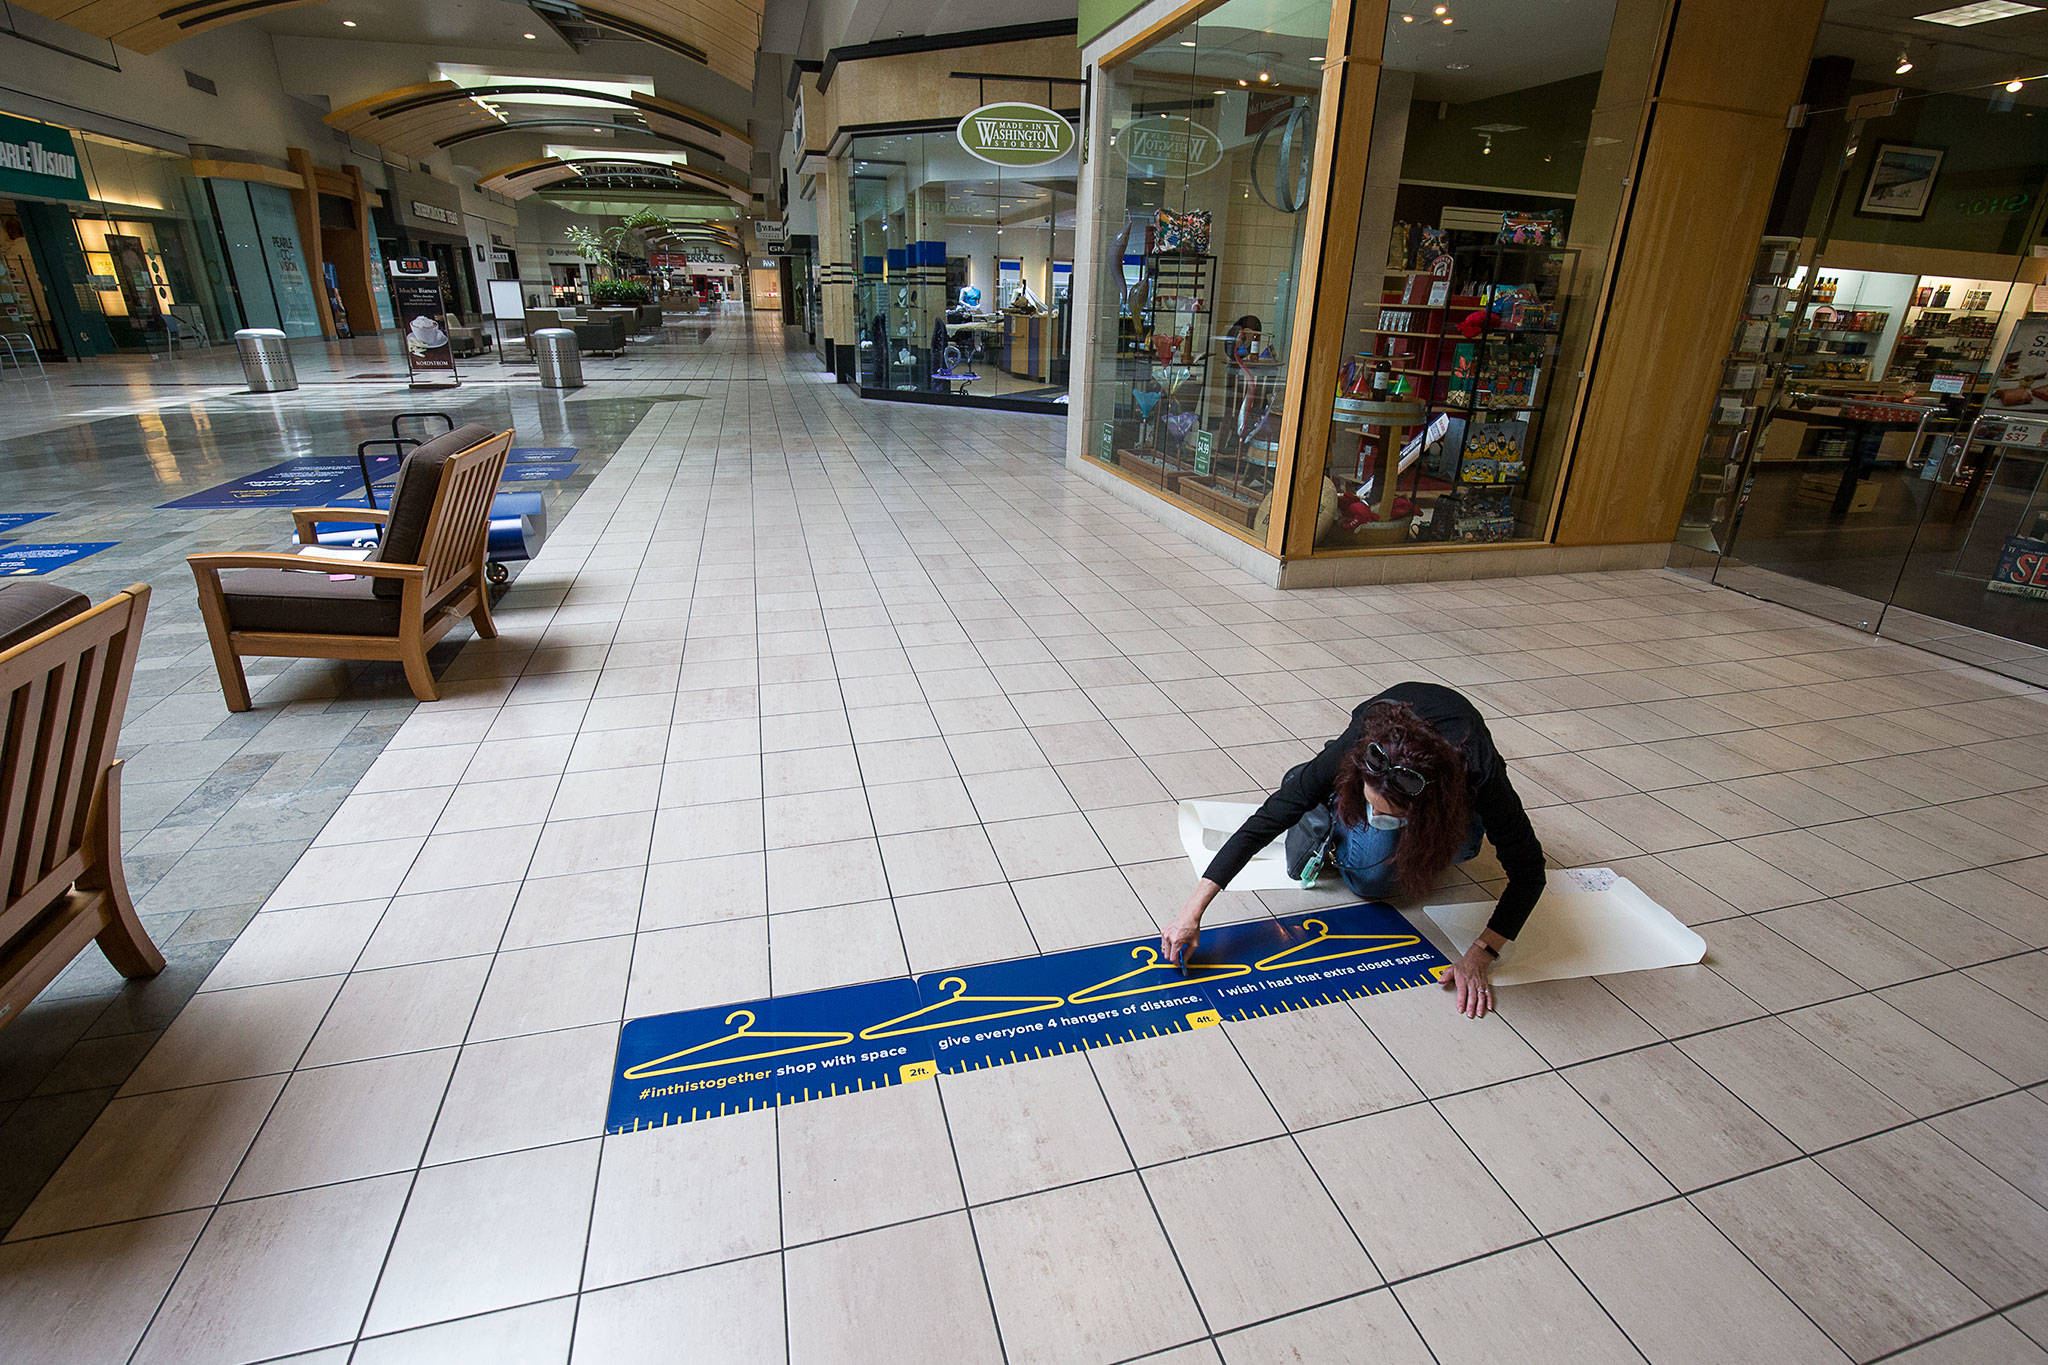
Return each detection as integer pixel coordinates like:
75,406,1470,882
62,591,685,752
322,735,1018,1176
1203,681,1547,939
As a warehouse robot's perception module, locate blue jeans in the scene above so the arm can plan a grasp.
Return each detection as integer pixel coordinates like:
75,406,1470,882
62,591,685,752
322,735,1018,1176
1332,813,1485,899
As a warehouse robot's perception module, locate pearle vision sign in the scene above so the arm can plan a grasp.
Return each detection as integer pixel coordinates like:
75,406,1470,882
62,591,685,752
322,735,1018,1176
0,112,88,201
956,102,1076,168
1117,114,1222,178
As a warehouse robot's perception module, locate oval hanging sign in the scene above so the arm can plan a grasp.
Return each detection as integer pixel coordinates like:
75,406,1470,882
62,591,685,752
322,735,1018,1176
956,102,1076,167
1117,114,1223,178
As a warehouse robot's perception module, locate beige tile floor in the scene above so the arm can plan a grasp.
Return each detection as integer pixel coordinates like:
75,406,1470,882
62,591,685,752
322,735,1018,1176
3,313,2047,1363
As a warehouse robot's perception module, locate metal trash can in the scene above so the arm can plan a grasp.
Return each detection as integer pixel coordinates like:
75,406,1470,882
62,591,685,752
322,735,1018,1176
533,327,583,390
233,327,297,393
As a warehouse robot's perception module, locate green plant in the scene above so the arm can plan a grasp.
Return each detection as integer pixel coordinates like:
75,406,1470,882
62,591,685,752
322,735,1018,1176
565,210,673,280
593,278,652,305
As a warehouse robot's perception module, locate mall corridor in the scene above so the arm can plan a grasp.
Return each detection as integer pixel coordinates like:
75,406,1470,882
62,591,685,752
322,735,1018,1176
0,310,2043,1362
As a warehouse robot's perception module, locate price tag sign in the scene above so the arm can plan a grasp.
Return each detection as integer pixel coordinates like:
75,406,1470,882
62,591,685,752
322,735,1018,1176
1193,429,1213,477
1930,373,1967,395
1096,421,1114,461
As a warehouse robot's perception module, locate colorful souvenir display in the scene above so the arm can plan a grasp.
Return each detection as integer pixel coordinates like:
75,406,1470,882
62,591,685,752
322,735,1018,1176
1153,208,1212,255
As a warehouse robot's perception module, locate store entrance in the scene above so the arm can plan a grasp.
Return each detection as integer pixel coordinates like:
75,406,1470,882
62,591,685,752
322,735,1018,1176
1681,11,2048,683
0,201,59,357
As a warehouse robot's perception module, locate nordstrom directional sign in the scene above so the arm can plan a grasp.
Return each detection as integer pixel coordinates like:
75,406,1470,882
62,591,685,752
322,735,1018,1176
956,102,1076,168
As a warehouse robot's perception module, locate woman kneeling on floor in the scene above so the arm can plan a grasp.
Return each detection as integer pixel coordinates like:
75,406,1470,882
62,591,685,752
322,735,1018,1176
1163,681,1546,1019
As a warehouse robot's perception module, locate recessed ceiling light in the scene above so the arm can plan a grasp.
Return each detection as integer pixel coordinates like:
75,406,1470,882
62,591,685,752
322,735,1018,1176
341,17,356,25
1258,70,1270,81
1309,54,1324,61
1441,16,1453,23
1446,61,1471,70
1896,48,1914,73
2009,76,2027,89
1434,3,1447,10
1916,1,2041,22
1180,39,1196,46
523,31,537,39
1401,12,1413,19
1238,77,1248,86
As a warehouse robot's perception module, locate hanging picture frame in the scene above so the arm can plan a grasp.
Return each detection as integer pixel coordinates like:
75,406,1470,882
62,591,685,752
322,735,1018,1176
1857,143,1944,221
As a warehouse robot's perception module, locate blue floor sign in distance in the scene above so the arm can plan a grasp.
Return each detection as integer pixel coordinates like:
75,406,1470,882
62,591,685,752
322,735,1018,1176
500,462,578,483
0,542,118,576
507,446,577,463
0,513,54,537
607,901,1449,1133
159,454,405,509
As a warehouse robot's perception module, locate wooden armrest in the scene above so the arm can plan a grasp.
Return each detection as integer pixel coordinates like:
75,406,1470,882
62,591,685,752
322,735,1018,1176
291,506,388,544
187,551,423,582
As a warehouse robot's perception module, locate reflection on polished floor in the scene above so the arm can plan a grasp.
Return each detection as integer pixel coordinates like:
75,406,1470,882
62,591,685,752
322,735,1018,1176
2,310,2047,1364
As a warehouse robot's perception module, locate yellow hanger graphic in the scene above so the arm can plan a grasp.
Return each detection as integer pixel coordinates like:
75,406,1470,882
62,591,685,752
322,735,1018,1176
1066,945,1251,1003
1254,918,1420,971
858,976,1066,1040
622,1009,855,1080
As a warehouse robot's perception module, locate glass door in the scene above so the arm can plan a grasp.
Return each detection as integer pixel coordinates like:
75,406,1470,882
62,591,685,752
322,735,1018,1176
1707,37,2042,644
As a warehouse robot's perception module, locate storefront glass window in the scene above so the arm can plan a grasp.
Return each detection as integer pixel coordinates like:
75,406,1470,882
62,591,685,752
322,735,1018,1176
1687,1,2048,681
849,122,1076,408
1310,0,1646,549
1082,0,1330,539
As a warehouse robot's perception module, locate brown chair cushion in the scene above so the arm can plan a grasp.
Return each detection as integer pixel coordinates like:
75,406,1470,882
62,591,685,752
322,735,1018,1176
222,568,404,636
371,423,496,599
0,581,91,653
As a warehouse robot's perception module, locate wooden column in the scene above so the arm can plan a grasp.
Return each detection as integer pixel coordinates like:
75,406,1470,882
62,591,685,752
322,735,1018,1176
1551,0,1827,546
285,147,338,339
1275,0,1386,558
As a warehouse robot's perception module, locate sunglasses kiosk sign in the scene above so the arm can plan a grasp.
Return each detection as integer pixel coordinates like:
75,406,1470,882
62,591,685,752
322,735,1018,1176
387,258,458,388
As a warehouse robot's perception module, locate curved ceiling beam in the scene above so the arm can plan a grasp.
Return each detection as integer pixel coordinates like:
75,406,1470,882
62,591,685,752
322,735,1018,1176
529,0,760,89
6,0,761,74
4,0,317,54
433,118,723,166
327,82,749,169
477,156,751,207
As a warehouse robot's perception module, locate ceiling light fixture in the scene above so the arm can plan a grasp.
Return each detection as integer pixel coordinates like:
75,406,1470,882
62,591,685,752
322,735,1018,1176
1441,15,1453,23
1258,70,1270,81
1238,77,1248,86
1180,39,1196,46
1401,11,1413,19
523,31,537,39
2009,76,2028,89
1310,54,1324,60
341,17,356,25
1895,48,1914,73
1445,60,1470,69
1435,3,1447,11
1916,0,2041,22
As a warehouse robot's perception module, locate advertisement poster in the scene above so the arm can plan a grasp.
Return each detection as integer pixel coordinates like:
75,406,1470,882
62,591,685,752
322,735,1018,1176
1987,315,2048,410
387,258,457,387
1988,535,2048,601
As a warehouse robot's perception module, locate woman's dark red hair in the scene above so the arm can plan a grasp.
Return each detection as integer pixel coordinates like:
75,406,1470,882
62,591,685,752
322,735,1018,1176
1333,701,1471,895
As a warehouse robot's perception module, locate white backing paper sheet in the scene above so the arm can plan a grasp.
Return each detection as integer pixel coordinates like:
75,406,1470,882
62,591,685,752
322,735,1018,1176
1178,800,1301,890
1419,868,1707,986
1178,802,1706,983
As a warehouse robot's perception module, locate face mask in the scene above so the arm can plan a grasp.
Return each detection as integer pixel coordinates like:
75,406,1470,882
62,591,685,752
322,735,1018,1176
1364,800,1407,832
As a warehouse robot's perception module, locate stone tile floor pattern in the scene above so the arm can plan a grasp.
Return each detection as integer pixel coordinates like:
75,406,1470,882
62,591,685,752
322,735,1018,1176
1,311,2046,1363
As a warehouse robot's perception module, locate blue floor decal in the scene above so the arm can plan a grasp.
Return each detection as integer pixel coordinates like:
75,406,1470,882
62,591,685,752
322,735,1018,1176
606,901,1448,1133
508,446,577,462
0,542,119,576
500,461,579,483
158,454,404,509
0,513,53,537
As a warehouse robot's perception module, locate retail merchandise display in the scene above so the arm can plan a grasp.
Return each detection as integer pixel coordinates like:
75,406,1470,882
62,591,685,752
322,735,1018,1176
1319,233,1574,546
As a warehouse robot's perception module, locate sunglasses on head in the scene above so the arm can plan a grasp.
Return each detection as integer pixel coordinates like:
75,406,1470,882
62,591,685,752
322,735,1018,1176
1363,741,1429,798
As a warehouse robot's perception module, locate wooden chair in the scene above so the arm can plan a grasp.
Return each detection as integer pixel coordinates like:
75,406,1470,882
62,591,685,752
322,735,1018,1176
189,427,514,709
1,584,161,1032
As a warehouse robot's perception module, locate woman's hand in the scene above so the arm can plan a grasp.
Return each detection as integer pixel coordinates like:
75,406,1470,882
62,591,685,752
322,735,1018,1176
1162,880,1220,967
1441,941,1497,1019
